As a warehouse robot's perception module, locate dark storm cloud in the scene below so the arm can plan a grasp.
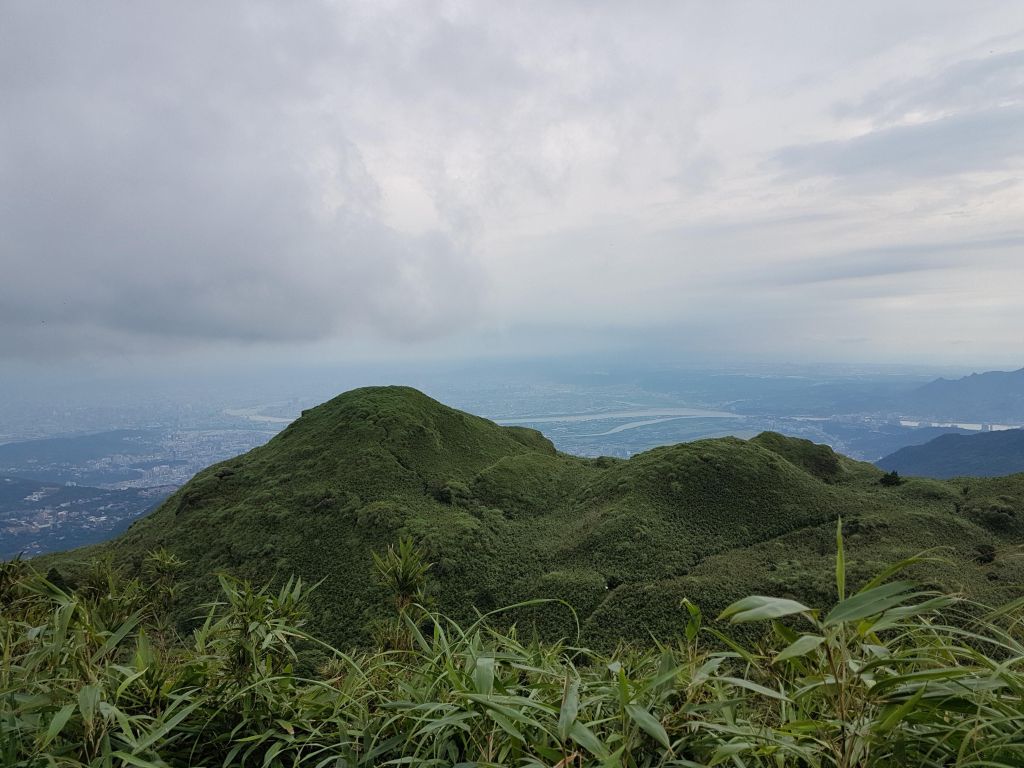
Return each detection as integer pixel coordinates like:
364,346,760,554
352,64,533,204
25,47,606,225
0,3,481,357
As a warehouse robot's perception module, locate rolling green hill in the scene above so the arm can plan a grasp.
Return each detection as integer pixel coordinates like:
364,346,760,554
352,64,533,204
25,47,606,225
43,386,1024,648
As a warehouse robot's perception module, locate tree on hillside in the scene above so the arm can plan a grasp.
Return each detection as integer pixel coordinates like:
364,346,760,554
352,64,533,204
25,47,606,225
880,470,903,487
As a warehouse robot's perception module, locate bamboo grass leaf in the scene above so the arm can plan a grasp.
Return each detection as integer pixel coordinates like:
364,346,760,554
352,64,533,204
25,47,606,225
42,703,76,747
473,654,495,696
569,720,610,760
874,684,927,734
773,635,825,664
558,676,580,742
486,709,525,743
111,753,166,768
625,703,671,749
719,596,813,624
823,581,918,626
77,684,100,727
835,516,845,601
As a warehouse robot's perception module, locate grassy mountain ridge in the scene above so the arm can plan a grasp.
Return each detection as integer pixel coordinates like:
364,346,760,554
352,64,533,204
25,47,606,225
42,385,1024,648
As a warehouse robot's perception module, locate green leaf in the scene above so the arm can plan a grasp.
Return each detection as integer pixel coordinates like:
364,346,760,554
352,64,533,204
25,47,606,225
710,741,756,766
823,581,917,626
871,596,955,630
874,685,927,734
702,628,759,665
616,666,630,706
473,654,494,696
115,667,151,701
262,740,284,768
718,595,812,624
417,711,478,736
486,709,525,743
43,703,76,747
558,676,580,742
625,703,670,749
835,517,845,601
773,634,825,664
91,613,141,663
718,676,790,701
646,657,686,694
111,753,166,768
133,698,201,752
681,598,702,642
692,655,726,686
772,619,799,645
861,552,942,592
569,720,610,760
78,684,100,727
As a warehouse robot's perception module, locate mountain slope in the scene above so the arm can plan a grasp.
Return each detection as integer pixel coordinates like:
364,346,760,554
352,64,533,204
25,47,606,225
43,386,1024,648
878,428,1024,479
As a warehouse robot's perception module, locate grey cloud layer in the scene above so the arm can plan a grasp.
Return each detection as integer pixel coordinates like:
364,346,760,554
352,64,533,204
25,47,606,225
758,234,1024,286
777,46,1024,181
776,106,1024,180
838,48,1024,121
1,2,1023,363
0,3,480,357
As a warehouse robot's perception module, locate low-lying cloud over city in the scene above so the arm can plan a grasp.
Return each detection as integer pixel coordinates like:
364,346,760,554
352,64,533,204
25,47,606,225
2,1,1023,365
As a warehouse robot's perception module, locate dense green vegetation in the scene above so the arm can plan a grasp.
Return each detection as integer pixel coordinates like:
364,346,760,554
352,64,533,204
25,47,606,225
3,529,1023,767
879,428,1024,479
6,386,1024,765
37,386,1024,650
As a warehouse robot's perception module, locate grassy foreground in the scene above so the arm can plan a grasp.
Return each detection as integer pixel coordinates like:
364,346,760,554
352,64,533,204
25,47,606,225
3,527,1023,767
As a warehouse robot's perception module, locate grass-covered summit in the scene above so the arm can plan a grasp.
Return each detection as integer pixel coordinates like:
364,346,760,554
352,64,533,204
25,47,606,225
48,386,1024,648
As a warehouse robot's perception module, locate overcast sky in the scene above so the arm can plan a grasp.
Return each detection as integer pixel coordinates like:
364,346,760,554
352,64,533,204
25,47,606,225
3,1,1023,370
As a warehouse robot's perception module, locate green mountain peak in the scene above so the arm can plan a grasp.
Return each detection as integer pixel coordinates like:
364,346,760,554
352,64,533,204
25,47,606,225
46,386,1024,648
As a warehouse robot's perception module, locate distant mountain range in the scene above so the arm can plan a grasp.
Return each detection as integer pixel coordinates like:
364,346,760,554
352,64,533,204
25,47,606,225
900,367,1024,424
878,428,1024,479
